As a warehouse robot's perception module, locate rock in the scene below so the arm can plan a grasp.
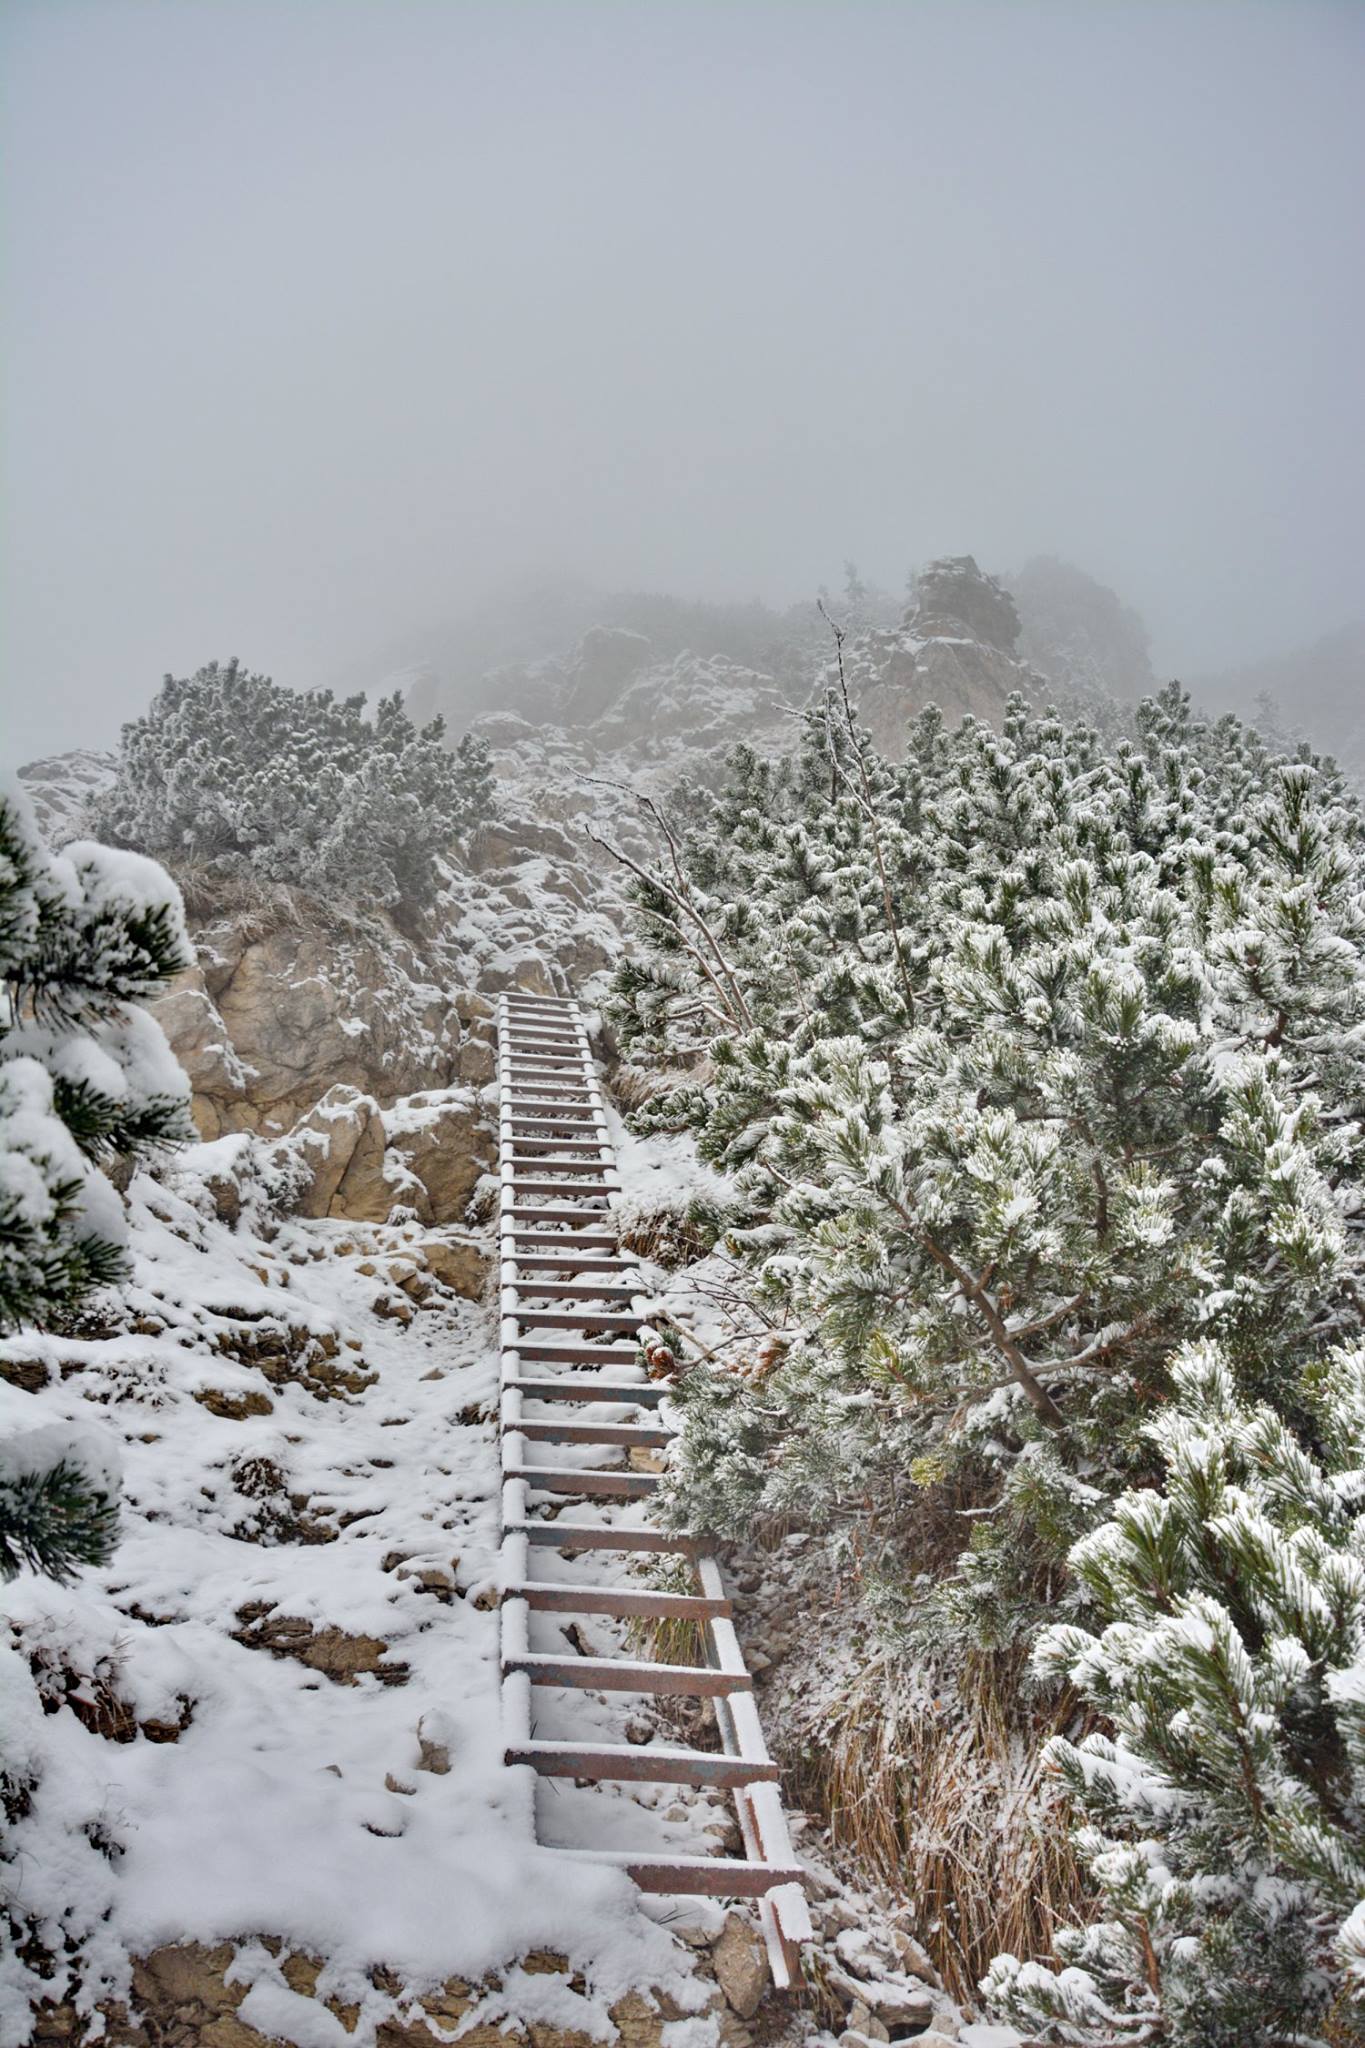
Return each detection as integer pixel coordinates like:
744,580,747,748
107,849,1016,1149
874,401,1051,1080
381,1091,493,1223
712,1914,769,2019
417,1710,455,1774
273,1087,384,1219
131,1943,239,2014
153,909,466,1138
193,1386,275,1420
270,1087,493,1226
416,1235,491,1300
844,2005,889,2044
457,1037,497,1085
233,1607,406,1685
152,973,251,1138
607,1991,666,2048
841,555,1046,760
914,554,1021,651
830,1969,935,2030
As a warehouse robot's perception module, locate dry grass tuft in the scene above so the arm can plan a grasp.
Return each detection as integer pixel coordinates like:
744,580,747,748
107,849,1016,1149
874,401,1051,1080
789,1644,1095,2009
616,1203,714,1270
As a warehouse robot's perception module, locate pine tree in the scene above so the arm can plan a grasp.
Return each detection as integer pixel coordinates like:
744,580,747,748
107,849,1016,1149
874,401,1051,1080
984,1339,1365,2046
608,685,1365,1635
1,781,191,1580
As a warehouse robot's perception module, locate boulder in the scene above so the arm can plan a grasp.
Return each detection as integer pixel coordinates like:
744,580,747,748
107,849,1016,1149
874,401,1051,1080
712,1914,769,2019
270,1087,492,1225
383,1092,492,1223
416,1235,491,1299
273,1088,384,1219
155,911,464,1137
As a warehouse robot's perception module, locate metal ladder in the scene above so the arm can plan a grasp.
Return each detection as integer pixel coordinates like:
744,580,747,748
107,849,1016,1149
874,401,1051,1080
496,990,812,1984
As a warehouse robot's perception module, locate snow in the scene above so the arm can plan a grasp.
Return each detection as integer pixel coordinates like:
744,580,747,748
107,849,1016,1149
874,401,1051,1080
0,1158,713,2045
0,1419,120,1495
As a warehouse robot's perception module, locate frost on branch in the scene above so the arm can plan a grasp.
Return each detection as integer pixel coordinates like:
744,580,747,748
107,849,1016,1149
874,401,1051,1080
91,658,495,911
1,779,190,1580
984,1339,1365,2045
607,684,1365,1637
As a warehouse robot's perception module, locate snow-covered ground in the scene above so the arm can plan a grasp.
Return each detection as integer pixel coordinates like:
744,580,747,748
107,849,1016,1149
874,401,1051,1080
0,1150,713,2046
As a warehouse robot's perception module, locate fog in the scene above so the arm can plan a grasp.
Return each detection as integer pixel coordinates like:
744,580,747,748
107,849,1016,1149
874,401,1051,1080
3,0,1362,763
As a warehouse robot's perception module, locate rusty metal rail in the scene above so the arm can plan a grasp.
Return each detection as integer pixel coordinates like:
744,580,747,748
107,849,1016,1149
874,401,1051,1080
496,990,811,1983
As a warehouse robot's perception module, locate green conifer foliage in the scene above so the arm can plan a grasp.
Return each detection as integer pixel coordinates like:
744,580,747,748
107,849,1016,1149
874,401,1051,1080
1,782,191,1579
92,659,495,911
985,1340,1365,2045
609,687,1365,1627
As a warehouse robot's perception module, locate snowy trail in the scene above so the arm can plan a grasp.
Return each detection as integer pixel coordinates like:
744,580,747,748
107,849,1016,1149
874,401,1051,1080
0,1162,713,2042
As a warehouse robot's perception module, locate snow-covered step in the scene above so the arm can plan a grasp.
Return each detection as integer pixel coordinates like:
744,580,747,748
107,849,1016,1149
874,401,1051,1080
514,1340,640,1364
509,1581,726,1620
513,1418,672,1448
505,1463,660,1499
512,1310,643,1333
504,1651,751,1696
511,1519,697,1555
504,1375,668,1405
505,1206,617,1228
506,1164,618,1183
579,1852,806,1897
507,1244,625,1262
509,1280,639,1300
506,1741,777,1788
506,1138,606,1154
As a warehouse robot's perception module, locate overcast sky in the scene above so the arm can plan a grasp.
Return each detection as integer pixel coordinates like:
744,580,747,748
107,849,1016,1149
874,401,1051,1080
3,0,1362,761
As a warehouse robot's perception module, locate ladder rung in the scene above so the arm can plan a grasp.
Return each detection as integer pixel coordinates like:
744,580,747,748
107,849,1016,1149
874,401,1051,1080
506,1740,775,1787
515,1340,639,1363
510,1521,694,1553
506,1375,668,1405
507,1281,638,1300
507,1233,623,1251
505,1464,659,1498
511,1582,723,1619
504,1653,750,1696
514,1418,672,1447
514,1310,642,1333
507,1204,613,1223
575,1851,804,1897
509,1171,618,1187
507,1123,598,1137
506,1138,605,1153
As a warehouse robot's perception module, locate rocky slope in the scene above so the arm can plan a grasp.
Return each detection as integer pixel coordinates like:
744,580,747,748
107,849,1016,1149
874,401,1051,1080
8,567,1056,2048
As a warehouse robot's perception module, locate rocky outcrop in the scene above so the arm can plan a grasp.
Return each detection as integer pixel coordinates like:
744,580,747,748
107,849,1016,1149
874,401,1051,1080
154,912,473,1139
840,556,1045,757
270,1084,493,1225
15,747,115,845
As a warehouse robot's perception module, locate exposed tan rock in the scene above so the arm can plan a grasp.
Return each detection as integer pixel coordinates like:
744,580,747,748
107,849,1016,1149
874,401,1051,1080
277,1086,384,1218
155,911,464,1138
382,1092,490,1222
711,1915,769,2018
606,1990,668,2048
271,1086,493,1226
232,1606,407,1685
841,555,1046,760
193,1386,275,1420
416,1235,491,1299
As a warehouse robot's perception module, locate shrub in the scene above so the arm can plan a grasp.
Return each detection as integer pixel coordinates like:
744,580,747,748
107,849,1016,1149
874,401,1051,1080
93,659,494,911
1,780,191,1578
